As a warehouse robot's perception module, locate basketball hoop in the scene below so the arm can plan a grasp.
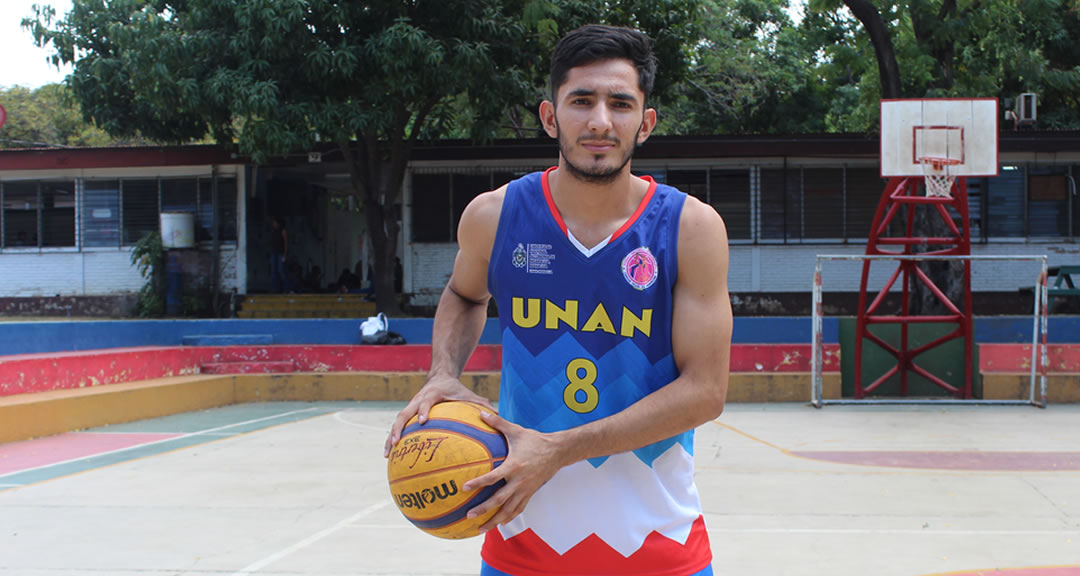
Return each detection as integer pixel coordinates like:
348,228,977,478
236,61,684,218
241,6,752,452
919,156,960,198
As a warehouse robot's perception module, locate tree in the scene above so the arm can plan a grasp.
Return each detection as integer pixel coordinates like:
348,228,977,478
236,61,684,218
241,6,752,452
661,0,830,135
808,0,1080,131
0,83,114,148
29,0,702,314
801,0,1080,314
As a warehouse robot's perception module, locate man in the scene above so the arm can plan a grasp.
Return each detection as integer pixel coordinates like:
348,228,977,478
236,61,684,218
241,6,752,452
385,25,732,576
270,218,288,293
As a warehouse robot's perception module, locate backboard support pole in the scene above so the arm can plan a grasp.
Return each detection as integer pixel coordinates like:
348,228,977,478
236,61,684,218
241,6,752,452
855,175,974,399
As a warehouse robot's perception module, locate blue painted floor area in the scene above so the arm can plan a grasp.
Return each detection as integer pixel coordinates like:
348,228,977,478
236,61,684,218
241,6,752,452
0,402,362,490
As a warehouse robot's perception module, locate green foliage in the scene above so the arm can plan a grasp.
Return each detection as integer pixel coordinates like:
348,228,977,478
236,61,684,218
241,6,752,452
806,0,1080,131
659,0,831,134
663,0,1080,134
29,0,704,313
130,231,164,318
0,84,115,148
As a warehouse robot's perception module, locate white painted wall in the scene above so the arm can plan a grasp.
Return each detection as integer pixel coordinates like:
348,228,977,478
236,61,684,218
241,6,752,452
0,164,245,298
408,241,1076,302
0,246,239,297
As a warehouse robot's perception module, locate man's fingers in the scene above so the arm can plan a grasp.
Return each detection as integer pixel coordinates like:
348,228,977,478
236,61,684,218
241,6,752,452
473,395,496,412
479,410,508,433
478,491,527,534
417,398,435,424
383,400,421,457
462,466,506,493
467,480,514,524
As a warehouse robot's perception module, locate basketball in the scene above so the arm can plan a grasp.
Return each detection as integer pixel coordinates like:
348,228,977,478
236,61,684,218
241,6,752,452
387,401,507,539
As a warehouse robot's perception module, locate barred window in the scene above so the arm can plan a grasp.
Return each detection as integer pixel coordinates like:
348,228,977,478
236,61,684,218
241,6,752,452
410,169,542,244
845,169,886,239
122,179,160,245
451,174,491,242
1,181,76,248
709,169,751,241
411,173,452,243
42,181,76,247
3,182,39,248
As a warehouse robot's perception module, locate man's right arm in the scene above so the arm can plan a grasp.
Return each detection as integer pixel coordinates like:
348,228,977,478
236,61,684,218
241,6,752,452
383,185,505,456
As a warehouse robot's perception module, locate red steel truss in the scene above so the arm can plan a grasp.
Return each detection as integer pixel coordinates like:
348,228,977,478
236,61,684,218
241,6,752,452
854,176,974,399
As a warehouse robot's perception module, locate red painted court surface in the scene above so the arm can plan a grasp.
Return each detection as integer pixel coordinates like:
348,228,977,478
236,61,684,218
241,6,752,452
792,450,1080,471
1,402,1078,576
932,568,1080,576
0,432,183,475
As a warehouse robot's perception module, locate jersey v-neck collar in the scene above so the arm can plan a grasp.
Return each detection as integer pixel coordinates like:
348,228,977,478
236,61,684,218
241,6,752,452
541,166,657,257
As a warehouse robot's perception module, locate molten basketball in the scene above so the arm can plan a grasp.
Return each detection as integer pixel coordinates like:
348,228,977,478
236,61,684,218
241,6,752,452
387,401,507,539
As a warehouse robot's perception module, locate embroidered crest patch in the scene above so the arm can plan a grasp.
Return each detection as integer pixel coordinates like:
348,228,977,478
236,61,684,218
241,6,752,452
512,243,527,269
621,247,658,290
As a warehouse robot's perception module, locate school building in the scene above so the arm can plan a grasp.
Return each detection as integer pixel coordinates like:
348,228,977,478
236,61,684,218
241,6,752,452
0,132,1078,315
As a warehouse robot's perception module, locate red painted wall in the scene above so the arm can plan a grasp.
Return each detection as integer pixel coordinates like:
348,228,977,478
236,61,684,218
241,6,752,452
979,343,1080,373
0,343,839,397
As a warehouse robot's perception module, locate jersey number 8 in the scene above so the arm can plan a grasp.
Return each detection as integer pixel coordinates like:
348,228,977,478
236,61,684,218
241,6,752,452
564,358,599,414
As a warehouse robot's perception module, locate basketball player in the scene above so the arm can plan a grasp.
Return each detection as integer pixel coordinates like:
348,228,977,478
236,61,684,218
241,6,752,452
385,25,732,576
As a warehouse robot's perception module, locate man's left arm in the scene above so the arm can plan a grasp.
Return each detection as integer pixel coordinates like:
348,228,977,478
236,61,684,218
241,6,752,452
465,198,732,531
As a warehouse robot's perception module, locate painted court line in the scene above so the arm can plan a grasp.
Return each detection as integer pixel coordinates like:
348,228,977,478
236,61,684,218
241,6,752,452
335,411,391,433
230,501,391,575
0,407,320,480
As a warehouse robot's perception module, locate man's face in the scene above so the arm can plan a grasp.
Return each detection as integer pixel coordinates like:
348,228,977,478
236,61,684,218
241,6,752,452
544,59,656,184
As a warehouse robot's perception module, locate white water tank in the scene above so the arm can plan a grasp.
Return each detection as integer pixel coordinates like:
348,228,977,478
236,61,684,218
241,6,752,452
160,212,196,248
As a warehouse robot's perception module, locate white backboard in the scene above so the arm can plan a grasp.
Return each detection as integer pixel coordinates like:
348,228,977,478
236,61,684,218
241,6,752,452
880,98,999,177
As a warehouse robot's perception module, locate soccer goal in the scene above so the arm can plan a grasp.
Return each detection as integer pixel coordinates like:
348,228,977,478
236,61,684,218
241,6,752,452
810,254,1049,408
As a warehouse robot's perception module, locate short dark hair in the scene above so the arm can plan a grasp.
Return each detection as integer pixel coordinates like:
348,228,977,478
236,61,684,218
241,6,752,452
550,25,658,104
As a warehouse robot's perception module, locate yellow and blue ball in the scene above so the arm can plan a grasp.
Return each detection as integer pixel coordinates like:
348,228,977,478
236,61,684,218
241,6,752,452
387,401,507,539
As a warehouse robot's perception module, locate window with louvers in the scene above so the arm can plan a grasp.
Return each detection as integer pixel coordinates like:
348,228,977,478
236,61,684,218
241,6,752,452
83,180,121,247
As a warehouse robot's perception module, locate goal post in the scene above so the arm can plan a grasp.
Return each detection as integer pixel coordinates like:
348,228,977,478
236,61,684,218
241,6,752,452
811,254,1049,408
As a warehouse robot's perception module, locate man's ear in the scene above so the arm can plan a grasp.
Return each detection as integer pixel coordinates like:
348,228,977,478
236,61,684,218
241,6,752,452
637,108,658,144
539,100,558,139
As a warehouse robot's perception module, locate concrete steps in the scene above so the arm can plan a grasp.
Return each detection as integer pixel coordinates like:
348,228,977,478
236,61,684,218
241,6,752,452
238,294,377,319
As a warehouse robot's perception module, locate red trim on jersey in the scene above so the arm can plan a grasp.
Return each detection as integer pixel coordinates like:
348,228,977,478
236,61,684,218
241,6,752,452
610,177,657,242
541,167,568,236
541,167,658,243
481,515,712,576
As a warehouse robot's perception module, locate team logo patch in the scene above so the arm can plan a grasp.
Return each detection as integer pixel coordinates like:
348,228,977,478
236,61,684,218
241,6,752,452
621,247,658,290
512,243,527,268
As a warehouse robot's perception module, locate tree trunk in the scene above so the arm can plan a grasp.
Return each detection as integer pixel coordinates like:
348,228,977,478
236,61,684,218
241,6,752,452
338,100,436,317
365,198,403,317
339,138,403,317
845,0,963,315
842,0,902,99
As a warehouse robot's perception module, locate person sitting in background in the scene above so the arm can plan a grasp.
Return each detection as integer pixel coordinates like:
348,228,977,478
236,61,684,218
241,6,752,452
335,268,362,293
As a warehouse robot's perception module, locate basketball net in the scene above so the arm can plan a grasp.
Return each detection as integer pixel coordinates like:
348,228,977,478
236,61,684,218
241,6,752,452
920,157,959,198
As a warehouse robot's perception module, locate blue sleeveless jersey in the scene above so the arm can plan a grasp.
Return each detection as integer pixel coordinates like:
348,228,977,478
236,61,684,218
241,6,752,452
482,168,711,576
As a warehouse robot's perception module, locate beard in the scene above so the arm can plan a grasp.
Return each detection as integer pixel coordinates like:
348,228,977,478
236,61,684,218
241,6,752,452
555,117,642,184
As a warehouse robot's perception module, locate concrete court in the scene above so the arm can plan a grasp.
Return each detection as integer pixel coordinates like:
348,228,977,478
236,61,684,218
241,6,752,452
1,401,1078,576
